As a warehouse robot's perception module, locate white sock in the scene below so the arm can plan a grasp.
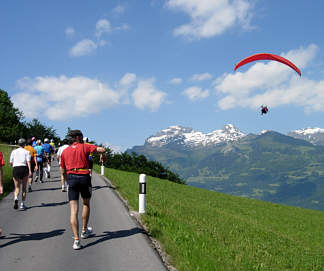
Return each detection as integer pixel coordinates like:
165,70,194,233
14,196,18,200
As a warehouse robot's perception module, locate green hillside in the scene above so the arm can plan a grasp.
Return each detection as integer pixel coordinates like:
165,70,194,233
130,132,324,211
0,144,15,199
95,165,324,271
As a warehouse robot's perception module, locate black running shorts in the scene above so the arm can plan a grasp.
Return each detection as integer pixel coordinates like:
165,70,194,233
67,174,92,201
13,166,28,179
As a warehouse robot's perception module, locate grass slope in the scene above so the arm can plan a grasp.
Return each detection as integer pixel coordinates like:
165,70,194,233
0,144,15,200
95,165,324,271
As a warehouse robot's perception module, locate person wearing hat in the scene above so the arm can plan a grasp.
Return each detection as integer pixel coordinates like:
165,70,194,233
56,138,70,192
42,138,54,179
60,130,105,249
34,140,45,183
10,138,32,210
31,137,37,147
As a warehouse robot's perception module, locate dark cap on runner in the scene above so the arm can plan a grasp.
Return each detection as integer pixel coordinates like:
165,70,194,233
18,138,26,146
68,130,83,138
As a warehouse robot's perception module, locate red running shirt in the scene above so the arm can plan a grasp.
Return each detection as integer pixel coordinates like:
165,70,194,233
60,143,97,175
0,152,4,166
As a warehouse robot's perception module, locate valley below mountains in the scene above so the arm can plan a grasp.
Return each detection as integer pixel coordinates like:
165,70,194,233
128,125,324,211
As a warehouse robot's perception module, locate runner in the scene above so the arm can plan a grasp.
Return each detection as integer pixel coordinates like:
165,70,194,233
0,151,4,236
50,139,56,161
42,138,54,179
60,130,105,250
34,140,45,183
10,138,32,210
31,137,37,147
83,137,94,177
56,139,69,192
24,138,38,192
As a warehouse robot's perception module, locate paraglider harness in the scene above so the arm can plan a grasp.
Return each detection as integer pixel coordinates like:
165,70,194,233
261,105,268,115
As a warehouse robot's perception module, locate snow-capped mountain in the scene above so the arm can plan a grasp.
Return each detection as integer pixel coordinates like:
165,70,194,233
145,124,246,148
288,127,324,146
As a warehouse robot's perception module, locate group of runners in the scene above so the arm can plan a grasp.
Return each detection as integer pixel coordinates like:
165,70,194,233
0,129,106,250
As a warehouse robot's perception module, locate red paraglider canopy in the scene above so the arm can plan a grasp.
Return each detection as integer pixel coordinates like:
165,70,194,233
234,53,301,76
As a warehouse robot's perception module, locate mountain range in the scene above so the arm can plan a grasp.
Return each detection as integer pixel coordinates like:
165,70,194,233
128,124,324,211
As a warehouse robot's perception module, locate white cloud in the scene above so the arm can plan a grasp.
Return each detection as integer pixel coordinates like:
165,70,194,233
190,72,212,81
132,79,167,111
113,4,126,14
13,74,168,120
119,73,137,103
166,0,253,39
65,27,75,38
183,86,210,101
103,142,124,153
170,77,183,84
95,19,111,38
69,39,97,57
214,44,324,112
13,76,120,120
120,73,137,87
115,23,130,31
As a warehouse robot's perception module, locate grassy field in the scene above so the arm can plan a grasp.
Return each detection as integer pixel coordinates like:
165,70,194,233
94,164,324,271
0,144,15,200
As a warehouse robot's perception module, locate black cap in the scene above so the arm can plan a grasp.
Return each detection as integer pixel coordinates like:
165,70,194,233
67,130,83,138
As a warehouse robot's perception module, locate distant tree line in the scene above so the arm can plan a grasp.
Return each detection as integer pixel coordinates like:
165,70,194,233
1,88,184,183
93,150,185,184
0,89,59,144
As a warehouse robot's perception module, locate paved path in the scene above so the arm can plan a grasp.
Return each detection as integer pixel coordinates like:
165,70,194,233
0,160,167,271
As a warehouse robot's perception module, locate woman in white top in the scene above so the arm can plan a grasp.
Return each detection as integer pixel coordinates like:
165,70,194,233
56,138,70,192
10,138,31,210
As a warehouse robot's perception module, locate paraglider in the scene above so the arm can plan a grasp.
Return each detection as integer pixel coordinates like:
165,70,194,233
261,105,268,115
234,53,301,76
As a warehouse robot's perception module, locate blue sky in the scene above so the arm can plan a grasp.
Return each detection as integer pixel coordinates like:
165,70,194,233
1,0,324,151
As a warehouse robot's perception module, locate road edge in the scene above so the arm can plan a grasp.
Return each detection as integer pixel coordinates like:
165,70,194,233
94,171,178,271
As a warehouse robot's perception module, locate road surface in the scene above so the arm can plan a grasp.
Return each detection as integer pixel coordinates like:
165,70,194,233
0,159,167,271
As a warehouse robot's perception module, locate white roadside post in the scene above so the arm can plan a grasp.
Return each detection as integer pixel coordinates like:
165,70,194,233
139,174,146,214
101,162,104,175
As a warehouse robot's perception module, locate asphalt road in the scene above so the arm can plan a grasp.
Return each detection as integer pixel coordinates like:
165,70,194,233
0,160,167,271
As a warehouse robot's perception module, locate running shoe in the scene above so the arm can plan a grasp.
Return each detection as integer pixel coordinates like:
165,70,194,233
61,186,66,192
20,202,27,210
14,199,18,209
28,186,32,192
48,172,50,178
73,239,82,250
81,227,93,239
35,176,38,182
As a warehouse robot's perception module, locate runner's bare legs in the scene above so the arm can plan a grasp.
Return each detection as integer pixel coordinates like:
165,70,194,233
70,200,79,240
82,198,90,232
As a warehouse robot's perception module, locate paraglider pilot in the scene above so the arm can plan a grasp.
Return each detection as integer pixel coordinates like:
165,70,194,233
261,105,268,115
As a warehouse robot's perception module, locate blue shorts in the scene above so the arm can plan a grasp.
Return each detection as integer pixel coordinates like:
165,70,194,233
67,174,92,201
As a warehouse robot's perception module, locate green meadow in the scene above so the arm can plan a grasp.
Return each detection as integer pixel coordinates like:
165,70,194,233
95,165,324,271
0,144,15,200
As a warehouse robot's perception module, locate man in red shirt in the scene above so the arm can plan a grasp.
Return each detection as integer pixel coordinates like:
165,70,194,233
60,130,105,250
0,151,5,236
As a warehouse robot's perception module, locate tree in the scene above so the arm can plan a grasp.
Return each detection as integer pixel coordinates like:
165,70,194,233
24,118,59,142
0,89,25,143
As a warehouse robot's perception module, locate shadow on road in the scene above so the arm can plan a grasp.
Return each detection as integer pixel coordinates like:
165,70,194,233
0,229,65,248
84,227,146,249
28,201,68,209
92,185,112,191
31,187,61,192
